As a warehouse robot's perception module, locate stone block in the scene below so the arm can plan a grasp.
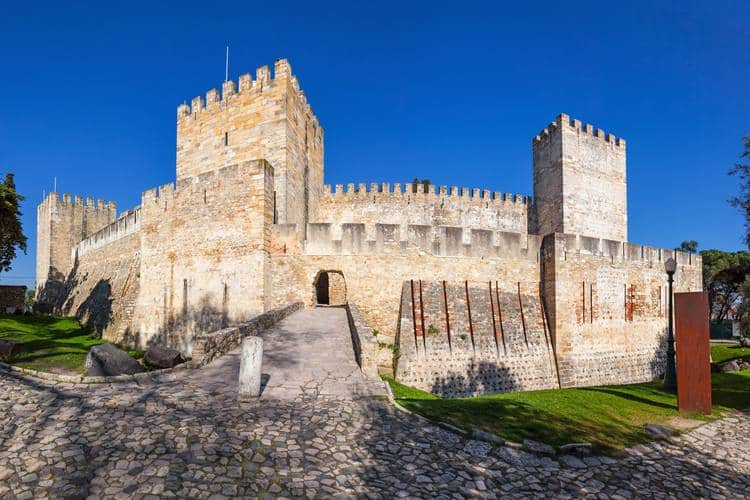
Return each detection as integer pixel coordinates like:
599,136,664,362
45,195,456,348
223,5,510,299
144,346,186,369
239,336,263,400
84,344,144,376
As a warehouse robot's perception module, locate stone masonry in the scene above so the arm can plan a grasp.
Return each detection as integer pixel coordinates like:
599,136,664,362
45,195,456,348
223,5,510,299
35,58,702,395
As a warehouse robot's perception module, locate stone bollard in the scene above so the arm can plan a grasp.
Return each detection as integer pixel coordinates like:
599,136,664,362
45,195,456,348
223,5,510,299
239,336,263,400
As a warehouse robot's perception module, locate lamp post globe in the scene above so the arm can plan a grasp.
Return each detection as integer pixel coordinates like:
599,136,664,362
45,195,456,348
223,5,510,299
663,257,677,391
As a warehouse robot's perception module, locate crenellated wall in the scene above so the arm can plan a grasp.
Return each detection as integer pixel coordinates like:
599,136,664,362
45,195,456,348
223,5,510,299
541,233,702,388
61,232,141,344
315,182,531,235
73,207,142,258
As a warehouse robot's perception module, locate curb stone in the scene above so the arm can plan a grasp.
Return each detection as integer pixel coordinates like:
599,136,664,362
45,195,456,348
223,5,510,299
0,360,188,385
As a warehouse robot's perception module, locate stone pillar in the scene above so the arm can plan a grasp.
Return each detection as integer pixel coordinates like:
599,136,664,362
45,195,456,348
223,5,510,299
239,337,263,400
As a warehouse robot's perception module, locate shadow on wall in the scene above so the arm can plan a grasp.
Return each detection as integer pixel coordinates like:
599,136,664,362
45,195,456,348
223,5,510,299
430,360,523,398
74,280,113,335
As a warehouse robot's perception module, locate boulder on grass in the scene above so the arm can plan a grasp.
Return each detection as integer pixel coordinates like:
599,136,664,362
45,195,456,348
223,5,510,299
0,339,23,359
85,344,144,377
144,346,185,369
720,360,742,373
740,338,750,348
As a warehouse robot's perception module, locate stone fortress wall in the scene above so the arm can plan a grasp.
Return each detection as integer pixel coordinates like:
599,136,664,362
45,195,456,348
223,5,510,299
35,59,702,396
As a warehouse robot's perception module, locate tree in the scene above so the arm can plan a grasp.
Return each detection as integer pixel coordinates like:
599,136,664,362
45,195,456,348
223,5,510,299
25,289,34,307
0,173,27,273
729,135,750,248
679,240,698,253
701,249,750,322
412,178,431,193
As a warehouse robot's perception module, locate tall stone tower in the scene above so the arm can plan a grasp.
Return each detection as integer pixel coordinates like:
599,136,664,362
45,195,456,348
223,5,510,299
532,113,627,241
176,59,324,233
36,193,116,303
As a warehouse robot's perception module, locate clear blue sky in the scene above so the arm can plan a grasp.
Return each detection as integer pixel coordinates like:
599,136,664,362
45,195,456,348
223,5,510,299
1,1,748,289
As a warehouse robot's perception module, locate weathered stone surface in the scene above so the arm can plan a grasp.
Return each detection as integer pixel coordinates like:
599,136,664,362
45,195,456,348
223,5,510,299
740,337,750,347
143,345,185,369
84,344,144,376
238,337,263,400
523,439,555,455
558,443,592,456
0,339,23,359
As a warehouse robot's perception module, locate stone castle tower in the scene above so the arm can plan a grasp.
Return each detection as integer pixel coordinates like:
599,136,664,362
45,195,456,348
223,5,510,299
533,113,627,241
35,59,701,395
36,194,116,304
176,59,324,233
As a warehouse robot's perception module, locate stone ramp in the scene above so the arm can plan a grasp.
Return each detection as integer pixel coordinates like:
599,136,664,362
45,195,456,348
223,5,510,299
193,307,386,400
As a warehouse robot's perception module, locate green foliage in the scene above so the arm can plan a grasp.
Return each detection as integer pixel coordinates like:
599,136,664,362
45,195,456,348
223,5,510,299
729,135,750,248
700,248,750,322
0,173,27,273
371,329,379,337
378,342,397,351
427,324,439,336
0,314,104,373
0,314,143,374
679,240,698,253
411,178,432,193
383,367,750,453
24,290,34,307
710,342,750,364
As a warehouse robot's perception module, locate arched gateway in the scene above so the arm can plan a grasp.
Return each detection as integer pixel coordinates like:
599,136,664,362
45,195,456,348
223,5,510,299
314,270,347,306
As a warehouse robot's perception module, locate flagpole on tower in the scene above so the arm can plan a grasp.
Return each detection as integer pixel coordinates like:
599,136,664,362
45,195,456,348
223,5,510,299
225,45,229,82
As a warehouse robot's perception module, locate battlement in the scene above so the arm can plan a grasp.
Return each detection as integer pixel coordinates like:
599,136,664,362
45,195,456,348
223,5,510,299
74,207,142,258
142,161,274,205
176,58,321,134
533,113,626,149
38,192,116,212
302,222,541,260
321,182,532,207
548,233,700,268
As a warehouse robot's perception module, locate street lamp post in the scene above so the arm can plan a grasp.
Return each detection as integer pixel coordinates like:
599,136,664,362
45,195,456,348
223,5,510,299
663,257,677,391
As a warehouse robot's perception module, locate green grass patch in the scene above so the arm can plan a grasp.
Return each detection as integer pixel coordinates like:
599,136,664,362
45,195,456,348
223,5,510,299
711,342,750,364
384,371,750,454
0,314,106,374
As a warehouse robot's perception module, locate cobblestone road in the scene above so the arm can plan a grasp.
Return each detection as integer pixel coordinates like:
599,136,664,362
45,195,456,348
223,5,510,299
1,309,749,498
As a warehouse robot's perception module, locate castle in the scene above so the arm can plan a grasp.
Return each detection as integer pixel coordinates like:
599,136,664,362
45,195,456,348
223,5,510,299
35,59,702,396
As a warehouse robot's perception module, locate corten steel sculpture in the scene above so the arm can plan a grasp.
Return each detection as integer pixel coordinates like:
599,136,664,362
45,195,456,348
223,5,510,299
675,292,712,415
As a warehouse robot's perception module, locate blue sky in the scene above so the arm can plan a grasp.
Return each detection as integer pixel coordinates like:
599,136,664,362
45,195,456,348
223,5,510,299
1,1,748,289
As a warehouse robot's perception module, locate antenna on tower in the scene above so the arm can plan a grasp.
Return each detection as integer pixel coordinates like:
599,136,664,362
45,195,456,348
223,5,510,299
225,45,230,82
53,177,57,193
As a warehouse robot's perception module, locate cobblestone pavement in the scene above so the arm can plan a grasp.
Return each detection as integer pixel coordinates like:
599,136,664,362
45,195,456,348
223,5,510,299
1,309,750,498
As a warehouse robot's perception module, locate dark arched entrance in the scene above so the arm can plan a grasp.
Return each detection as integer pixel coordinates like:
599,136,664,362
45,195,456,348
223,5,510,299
314,270,347,306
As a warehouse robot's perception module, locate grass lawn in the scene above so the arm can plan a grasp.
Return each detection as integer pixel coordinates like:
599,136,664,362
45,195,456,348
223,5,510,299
0,314,143,375
710,341,750,364
385,343,750,454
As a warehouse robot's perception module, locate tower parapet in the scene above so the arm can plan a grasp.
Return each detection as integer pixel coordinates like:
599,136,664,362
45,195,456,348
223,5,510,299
35,192,116,304
532,113,627,241
176,59,324,232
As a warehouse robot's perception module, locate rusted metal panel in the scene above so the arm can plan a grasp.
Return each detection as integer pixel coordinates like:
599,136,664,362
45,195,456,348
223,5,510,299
675,292,712,415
